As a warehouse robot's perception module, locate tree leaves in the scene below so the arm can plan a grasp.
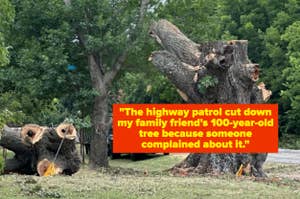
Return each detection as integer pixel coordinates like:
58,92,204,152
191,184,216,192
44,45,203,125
0,0,14,66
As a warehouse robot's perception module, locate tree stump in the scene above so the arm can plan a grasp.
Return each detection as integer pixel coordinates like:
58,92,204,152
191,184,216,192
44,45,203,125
0,123,81,176
149,19,272,177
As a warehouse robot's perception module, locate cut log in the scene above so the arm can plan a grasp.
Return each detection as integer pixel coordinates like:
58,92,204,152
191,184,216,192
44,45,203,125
149,19,271,177
21,124,46,145
0,123,81,176
37,159,62,176
149,19,201,66
1,126,28,154
35,124,81,176
55,123,77,140
0,126,35,174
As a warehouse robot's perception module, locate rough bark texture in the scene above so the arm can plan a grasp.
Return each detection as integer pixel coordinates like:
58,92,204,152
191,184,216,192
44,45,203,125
0,123,80,176
87,55,109,168
0,126,35,174
149,19,272,177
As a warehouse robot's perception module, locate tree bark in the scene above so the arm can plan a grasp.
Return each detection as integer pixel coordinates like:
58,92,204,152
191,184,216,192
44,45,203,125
149,19,272,177
0,126,35,174
0,123,80,176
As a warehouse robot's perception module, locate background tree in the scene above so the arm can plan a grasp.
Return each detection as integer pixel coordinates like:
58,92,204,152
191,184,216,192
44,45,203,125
112,72,182,104
217,0,300,135
0,0,16,128
62,0,151,167
1,0,92,127
0,0,14,66
280,21,300,134
156,0,235,42
1,0,151,168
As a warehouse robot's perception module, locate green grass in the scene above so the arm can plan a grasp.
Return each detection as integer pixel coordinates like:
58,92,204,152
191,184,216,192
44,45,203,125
109,154,181,172
0,154,299,199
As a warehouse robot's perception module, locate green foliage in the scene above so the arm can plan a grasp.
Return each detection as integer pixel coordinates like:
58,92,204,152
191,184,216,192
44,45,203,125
37,98,69,126
0,92,27,128
156,0,236,42
279,134,300,149
216,0,300,135
113,72,182,104
64,115,91,129
0,0,14,66
280,21,300,134
197,75,219,94
282,21,300,62
0,0,151,127
0,155,4,174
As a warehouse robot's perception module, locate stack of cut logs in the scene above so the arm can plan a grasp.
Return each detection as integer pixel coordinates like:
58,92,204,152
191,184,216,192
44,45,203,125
0,123,81,176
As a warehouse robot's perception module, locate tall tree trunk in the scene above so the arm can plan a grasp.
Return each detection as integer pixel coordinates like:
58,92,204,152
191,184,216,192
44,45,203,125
89,95,109,168
149,19,272,177
87,55,109,168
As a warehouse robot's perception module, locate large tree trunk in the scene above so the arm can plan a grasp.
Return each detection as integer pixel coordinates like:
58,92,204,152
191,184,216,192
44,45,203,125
0,123,81,176
89,95,109,168
149,19,272,177
0,126,35,174
87,55,109,168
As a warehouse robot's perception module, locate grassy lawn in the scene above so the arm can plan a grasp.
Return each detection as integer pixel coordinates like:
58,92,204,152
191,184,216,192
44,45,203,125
0,154,299,199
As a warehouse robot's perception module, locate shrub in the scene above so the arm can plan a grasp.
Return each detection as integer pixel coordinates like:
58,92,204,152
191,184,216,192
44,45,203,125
0,154,4,174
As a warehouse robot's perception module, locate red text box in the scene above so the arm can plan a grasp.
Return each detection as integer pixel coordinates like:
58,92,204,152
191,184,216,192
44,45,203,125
113,104,278,153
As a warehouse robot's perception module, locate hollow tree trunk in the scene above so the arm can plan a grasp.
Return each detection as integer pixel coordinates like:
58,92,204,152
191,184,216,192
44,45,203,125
149,19,272,177
0,123,81,176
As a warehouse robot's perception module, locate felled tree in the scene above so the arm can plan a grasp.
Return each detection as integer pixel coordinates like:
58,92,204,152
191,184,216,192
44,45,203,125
149,19,272,177
0,123,80,176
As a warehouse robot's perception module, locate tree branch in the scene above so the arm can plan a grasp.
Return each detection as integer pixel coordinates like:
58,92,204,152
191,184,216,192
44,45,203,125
88,55,105,92
104,0,150,86
138,0,150,28
64,0,150,86
104,52,127,86
64,0,105,77
149,50,203,102
149,19,201,66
